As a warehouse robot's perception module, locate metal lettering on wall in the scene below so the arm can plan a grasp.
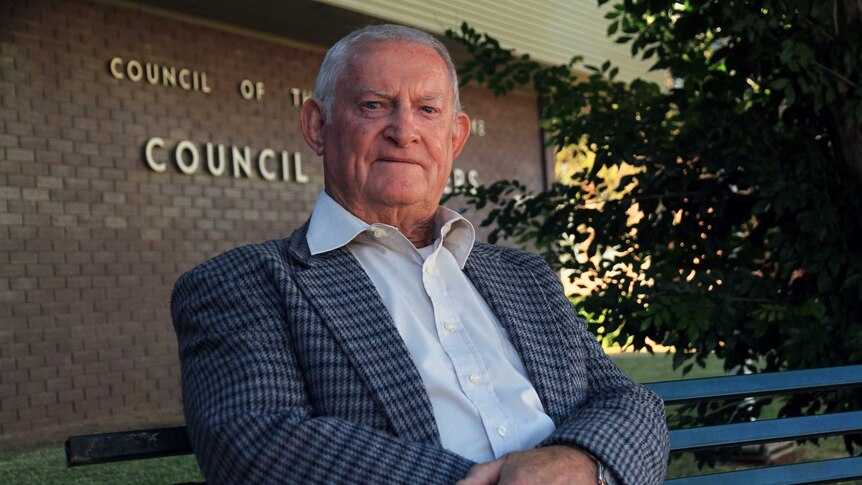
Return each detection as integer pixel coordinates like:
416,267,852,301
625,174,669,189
109,56,484,185
109,57,212,93
444,168,479,195
144,136,478,189
144,137,309,183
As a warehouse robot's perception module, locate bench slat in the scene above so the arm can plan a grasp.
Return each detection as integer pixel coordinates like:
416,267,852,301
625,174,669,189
65,426,192,466
669,410,862,453
646,365,862,405
664,456,862,484
63,365,862,485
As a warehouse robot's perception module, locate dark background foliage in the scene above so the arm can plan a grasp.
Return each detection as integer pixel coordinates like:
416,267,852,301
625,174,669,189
446,0,862,454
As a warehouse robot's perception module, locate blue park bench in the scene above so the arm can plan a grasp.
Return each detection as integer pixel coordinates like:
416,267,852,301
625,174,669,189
66,365,862,484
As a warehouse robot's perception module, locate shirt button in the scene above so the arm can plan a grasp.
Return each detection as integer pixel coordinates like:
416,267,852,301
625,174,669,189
496,425,508,437
444,321,456,333
372,227,386,239
424,265,433,275
469,374,480,385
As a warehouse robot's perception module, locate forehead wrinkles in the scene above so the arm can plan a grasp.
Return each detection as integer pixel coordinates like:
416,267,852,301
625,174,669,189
340,42,451,99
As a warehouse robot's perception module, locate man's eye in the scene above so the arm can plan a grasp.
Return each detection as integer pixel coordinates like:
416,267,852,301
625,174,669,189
420,106,437,114
363,101,381,109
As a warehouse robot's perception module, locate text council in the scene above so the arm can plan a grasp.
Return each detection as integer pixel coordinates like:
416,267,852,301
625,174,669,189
110,57,212,93
144,137,309,183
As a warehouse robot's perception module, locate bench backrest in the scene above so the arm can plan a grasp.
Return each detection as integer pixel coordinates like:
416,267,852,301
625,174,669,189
65,365,862,484
65,426,191,466
645,364,862,484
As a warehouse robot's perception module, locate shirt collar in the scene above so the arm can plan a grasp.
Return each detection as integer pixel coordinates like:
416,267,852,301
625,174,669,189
306,191,369,255
306,191,476,268
434,205,475,269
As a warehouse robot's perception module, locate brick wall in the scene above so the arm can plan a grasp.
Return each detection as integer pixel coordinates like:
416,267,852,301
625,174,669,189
0,0,544,441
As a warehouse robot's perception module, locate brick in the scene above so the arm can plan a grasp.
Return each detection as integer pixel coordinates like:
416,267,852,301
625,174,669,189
85,361,110,376
38,349,65,370
0,383,15,398
29,365,57,381
147,389,171,403
46,402,74,418
18,405,47,421
1,395,28,412
49,357,77,373
22,213,51,225
30,391,57,407
0,134,18,147
36,201,63,213
21,187,49,201
53,288,82,302
17,355,47,372
84,385,109,400
58,388,84,404
109,358,133,373
2,420,33,434
26,264,53,277
25,314,53,328
98,372,123,387
0,186,21,199
47,138,73,152
146,366,169,380
1,343,30,360
36,176,63,189
0,213,23,225
29,416,60,430
123,370,147,384
46,377,72,392
7,198,37,213
5,121,33,136
25,238,51,256
16,378,47,397
0,356,15,372
72,350,98,366
157,376,180,391
99,395,125,411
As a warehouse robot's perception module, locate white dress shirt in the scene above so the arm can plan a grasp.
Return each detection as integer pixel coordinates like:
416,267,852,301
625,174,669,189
306,192,556,462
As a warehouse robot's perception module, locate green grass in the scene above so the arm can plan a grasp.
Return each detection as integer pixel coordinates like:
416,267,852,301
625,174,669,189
0,446,202,485
612,351,728,383
0,352,856,483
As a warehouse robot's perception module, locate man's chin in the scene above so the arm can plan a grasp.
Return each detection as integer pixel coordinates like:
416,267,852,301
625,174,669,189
369,189,439,211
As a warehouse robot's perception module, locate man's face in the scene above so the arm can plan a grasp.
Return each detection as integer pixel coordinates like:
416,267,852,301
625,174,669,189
304,41,470,217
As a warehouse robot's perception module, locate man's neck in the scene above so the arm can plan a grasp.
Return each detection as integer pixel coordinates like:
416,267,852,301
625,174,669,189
329,193,437,247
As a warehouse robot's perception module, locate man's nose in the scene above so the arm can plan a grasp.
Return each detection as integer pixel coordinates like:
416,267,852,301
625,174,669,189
383,107,420,147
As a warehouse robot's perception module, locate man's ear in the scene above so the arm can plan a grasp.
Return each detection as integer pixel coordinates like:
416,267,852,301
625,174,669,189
451,112,471,159
300,98,326,156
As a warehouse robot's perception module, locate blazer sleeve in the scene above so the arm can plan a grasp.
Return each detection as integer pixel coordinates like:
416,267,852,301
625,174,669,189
171,242,474,485
530,258,670,485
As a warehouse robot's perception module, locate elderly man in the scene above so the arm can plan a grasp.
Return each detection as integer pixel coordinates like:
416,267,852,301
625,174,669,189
172,24,669,485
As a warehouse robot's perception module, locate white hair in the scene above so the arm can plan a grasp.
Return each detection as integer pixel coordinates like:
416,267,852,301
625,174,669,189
313,24,462,118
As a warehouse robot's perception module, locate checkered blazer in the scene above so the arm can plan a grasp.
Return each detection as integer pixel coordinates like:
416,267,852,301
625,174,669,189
171,221,669,484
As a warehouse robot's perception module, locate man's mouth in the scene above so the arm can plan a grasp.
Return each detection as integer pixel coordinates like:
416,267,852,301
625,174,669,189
376,157,421,165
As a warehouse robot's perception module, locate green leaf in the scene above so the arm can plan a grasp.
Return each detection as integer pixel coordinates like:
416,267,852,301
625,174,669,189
452,17,862,459
784,85,796,106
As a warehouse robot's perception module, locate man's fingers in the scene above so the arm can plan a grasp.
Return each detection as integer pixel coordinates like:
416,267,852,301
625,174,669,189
457,459,504,485
494,446,600,485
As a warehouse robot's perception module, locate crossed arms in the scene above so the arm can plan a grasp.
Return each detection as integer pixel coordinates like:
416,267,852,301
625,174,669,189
171,239,669,484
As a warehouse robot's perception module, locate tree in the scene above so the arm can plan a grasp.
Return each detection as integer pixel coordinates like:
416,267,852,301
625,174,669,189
447,0,862,452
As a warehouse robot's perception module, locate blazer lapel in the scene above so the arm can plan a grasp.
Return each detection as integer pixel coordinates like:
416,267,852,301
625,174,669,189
287,223,441,445
464,246,575,425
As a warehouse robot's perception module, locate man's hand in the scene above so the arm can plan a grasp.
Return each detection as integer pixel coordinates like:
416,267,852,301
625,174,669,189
456,445,598,485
